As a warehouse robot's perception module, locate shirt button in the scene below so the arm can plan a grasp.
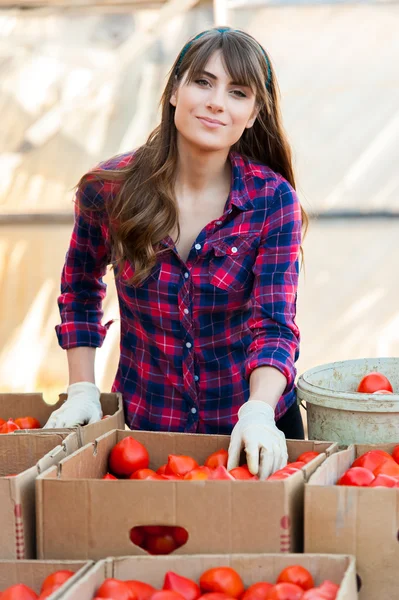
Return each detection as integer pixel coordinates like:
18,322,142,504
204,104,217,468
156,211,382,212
194,243,201,250
191,407,197,414
184,272,189,279
231,247,238,253
183,308,189,315
216,220,222,225
186,342,192,348
194,375,199,382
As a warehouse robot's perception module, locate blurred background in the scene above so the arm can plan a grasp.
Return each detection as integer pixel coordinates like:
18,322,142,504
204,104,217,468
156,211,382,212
0,0,398,411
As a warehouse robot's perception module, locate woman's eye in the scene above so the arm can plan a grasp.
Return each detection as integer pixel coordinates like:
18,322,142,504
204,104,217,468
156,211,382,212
195,79,210,87
231,90,247,98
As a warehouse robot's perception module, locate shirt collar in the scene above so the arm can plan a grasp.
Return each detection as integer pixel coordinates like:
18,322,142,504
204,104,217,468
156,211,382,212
227,151,269,212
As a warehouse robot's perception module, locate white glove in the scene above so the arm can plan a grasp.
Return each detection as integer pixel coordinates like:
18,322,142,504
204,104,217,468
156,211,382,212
43,382,102,428
227,400,288,479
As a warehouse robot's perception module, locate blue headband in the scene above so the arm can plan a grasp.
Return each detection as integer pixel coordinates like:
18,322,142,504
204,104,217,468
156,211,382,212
175,27,272,92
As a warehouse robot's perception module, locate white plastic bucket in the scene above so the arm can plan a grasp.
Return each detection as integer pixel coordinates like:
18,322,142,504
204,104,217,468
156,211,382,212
297,357,399,445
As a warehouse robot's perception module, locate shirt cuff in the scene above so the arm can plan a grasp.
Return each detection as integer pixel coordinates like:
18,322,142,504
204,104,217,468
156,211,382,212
55,319,114,350
243,354,296,394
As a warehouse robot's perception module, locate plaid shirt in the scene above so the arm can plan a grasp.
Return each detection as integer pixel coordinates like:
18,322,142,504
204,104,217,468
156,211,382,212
56,151,301,433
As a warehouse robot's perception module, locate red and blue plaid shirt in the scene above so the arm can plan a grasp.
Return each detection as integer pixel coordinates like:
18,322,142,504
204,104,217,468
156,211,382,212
56,151,301,433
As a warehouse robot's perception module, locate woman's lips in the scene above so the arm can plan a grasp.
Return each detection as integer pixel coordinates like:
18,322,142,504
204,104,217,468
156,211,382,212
197,116,226,129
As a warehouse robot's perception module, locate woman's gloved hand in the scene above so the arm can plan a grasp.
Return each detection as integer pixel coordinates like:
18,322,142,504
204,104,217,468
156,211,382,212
227,400,288,479
43,382,102,428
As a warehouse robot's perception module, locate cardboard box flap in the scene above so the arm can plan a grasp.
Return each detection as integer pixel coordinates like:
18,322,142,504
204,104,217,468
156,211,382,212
0,433,77,476
0,560,92,595
308,447,355,486
36,433,79,475
0,394,63,428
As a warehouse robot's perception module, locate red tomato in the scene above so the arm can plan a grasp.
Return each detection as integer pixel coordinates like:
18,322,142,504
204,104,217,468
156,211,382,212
357,372,393,394
152,592,185,600
199,595,236,600
266,470,292,481
145,533,178,555
126,581,156,600
157,464,168,475
242,582,274,600
0,418,5,426
317,580,339,599
129,527,146,547
184,467,211,480
102,473,118,480
141,526,168,536
373,390,393,394
129,469,164,480
277,566,314,591
229,466,259,480
296,451,319,464
208,466,235,480
163,572,201,600
204,449,228,469
301,590,330,600
38,586,60,599
286,462,306,470
352,449,393,472
369,474,399,487
337,467,375,486
392,445,399,465
0,419,21,434
373,460,399,477
14,417,41,430
199,567,244,598
96,578,135,600
171,526,189,547
41,570,74,592
161,474,182,480
1,585,38,600
166,455,199,477
266,583,304,599
109,437,149,477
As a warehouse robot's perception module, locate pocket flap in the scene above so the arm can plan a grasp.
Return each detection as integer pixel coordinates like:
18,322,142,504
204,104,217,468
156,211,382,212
210,234,258,257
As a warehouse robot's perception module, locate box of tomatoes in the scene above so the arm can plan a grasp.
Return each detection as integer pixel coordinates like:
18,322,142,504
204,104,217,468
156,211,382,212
0,559,92,599
0,431,79,559
36,429,337,560
49,553,357,600
305,442,399,600
0,392,125,446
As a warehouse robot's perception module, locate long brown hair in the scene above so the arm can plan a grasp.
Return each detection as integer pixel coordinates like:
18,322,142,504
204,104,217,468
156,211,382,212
77,27,308,285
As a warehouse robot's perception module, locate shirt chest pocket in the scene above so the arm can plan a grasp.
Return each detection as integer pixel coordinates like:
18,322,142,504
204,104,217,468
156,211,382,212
208,234,259,292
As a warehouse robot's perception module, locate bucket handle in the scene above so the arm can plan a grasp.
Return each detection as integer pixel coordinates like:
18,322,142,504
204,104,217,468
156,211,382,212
298,399,307,411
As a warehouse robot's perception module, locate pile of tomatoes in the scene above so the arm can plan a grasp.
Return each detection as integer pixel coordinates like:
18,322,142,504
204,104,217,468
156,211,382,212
338,446,399,487
357,371,394,395
0,569,74,599
0,417,41,434
91,565,339,600
103,438,321,483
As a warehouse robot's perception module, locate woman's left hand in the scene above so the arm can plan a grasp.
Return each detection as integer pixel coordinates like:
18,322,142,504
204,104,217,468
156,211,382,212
227,400,288,479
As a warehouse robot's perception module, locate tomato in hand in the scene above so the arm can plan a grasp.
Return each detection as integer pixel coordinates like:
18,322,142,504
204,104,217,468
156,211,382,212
0,419,21,434
126,580,156,600
1,584,38,599
242,582,274,600
337,467,375,486
41,570,74,592
145,533,178,555
277,566,314,590
296,451,319,464
166,455,199,477
357,372,393,394
266,583,304,599
204,449,228,469
200,567,244,598
163,572,201,600
14,417,41,430
229,466,259,480
96,578,135,600
109,437,149,477
352,450,393,472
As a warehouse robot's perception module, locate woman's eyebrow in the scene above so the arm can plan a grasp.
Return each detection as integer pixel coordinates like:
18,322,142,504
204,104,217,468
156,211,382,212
198,70,250,88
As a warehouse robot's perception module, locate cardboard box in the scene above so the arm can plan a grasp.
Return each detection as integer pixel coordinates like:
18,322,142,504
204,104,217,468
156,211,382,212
37,430,337,560
56,554,358,600
0,432,79,559
0,560,92,598
0,392,125,446
305,443,399,600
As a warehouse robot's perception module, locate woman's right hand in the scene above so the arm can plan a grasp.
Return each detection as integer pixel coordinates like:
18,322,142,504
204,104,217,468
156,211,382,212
44,382,102,428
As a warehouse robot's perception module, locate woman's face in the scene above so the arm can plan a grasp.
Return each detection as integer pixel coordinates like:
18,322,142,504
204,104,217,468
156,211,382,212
170,50,258,153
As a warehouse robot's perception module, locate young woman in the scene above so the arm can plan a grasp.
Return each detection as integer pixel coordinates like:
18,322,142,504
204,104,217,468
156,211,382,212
45,27,308,479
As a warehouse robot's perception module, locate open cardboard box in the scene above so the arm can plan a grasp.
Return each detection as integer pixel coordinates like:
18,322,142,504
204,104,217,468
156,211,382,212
37,429,337,560
0,559,92,598
0,432,79,559
0,392,125,446
54,553,357,600
305,443,399,600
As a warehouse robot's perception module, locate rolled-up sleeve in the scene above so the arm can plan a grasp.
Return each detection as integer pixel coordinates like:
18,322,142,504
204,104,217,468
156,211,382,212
55,179,111,349
243,180,302,392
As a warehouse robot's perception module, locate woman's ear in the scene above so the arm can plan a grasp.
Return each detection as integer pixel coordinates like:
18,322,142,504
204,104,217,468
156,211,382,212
245,104,260,129
170,80,179,107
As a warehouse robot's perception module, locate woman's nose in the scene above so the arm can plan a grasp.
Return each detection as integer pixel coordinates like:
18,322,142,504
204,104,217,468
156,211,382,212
206,87,225,112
